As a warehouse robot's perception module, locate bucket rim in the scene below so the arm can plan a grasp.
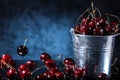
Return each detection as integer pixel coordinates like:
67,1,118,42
70,28,119,37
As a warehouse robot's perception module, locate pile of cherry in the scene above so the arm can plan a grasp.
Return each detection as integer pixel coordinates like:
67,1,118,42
0,53,109,80
74,3,120,35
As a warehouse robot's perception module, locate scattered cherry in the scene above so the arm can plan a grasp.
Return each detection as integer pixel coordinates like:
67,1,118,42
45,59,56,69
26,60,36,71
1,54,12,63
6,68,17,79
55,72,65,80
40,52,51,62
64,58,75,67
98,73,109,80
18,64,28,72
74,68,86,78
20,70,31,79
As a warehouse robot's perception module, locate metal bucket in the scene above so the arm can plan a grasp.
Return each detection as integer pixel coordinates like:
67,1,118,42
70,28,118,78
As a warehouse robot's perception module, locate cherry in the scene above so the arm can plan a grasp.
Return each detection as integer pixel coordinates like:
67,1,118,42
18,64,28,72
80,25,92,35
89,20,96,28
64,58,75,67
81,18,90,26
64,67,74,76
40,52,51,62
98,73,109,80
17,38,28,56
74,68,86,78
104,26,113,35
49,66,58,73
20,70,31,79
55,72,65,80
45,59,56,69
93,27,104,35
96,18,107,27
1,54,12,63
6,68,17,79
35,74,47,80
17,45,28,56
26,60,36,71
46,71,56,79
110,22,119,32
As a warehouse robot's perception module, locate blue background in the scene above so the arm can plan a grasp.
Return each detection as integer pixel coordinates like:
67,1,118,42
0,0,120,60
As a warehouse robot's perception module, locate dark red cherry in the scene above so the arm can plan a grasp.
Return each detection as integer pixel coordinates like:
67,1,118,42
96,18,107,27
45,59,56,69
80,26,92,35
93,27,104,35
64,67,74,76
1,54,12,63
26,60,36,71
18,64,28,72
6,68,17,79
55,72,65,80
20,70,31,79
40,52,51,62
89,20,96,28
74,68,86,78
64,58,75,67
81,18,90,26
98,73,109,80
104,26,113,35
17,45,28,56
49,66,58,73
110,22,119,32
46,71,56,79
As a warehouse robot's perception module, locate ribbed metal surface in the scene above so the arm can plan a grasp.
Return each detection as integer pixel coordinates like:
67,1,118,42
70,28,117,77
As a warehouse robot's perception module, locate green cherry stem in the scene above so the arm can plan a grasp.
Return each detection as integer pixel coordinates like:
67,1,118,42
23,38,28,47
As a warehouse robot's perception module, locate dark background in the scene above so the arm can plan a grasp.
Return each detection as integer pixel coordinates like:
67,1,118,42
0,0,120,60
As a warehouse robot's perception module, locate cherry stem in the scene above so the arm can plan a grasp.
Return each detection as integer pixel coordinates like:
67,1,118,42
91,1,95,19
23,38,28,46
31,66,46,75
1,60,16,70
95,7,101,17
111,58,118,66
76,8,90,25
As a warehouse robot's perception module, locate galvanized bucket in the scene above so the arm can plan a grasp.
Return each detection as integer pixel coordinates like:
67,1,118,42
70,28,118,77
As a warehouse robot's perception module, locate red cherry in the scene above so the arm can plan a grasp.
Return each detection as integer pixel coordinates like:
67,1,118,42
26,60,36,71
45,59,56,69
6,68,17,79
110,22,119,32
93,27,104,35
80,25,92,35
1,54,12,63
64,58,75,67
74,68,86,78
64,67,74,76
55,72,65,80
17,45,28,56
49,66,58,73
98,73,109,80
81,18,90,26
46,71,56,79
89,20,96,28
96,18,107,27
40,52,51,62
20,70,31,79
104,26,113,35
18,64,28,72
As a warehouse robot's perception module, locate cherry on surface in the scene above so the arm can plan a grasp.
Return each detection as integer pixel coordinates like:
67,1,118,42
6,68,17,79
64,58,75,67
18,64,28,72
40,52,51,62
98,73,109,80
26,60,36,71
55,72,65,80
74,68,86,78
45,59,56,69
1,54,12,63
20,70,31,79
